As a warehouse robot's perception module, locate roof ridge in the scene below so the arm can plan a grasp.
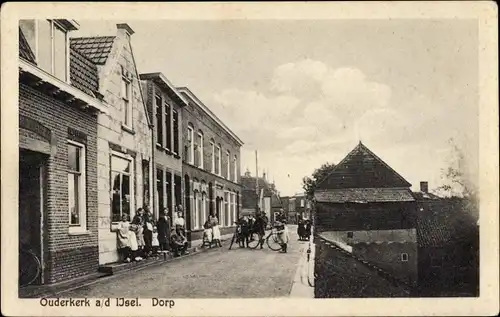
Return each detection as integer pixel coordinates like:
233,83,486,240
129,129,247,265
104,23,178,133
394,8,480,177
70,35,116,40
316,142,412,189
358,142,412,187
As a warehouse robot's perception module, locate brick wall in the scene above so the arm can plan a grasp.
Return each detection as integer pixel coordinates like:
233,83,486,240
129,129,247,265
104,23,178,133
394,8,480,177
19,83,99,284
181,99,241,184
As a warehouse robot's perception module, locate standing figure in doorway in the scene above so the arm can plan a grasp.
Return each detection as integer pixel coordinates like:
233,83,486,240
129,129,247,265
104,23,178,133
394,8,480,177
157,209,171,253
143,206,154,258
209,212,222,247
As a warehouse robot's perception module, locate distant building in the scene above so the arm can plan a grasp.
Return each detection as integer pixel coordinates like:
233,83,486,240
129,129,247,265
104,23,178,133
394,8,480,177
315,142,418,286
289,192,312,222
240,171,282,222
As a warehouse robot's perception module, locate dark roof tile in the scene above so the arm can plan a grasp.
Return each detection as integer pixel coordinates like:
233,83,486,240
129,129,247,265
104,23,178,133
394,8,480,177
70,36,116,65
317,142,412,190
69,47,99,97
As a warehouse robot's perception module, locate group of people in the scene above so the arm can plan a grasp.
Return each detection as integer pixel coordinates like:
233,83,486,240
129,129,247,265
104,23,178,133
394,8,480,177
235,210,290,253
202,213,223,248
297,218,312,241
116,205,189,263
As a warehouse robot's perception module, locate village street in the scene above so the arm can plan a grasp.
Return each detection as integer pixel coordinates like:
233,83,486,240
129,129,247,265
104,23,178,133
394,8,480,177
59,226,306,298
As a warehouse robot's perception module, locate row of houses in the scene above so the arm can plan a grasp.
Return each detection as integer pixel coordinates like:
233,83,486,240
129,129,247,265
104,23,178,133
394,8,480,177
18,20,244,285
313,142,479,296
240,170,283,223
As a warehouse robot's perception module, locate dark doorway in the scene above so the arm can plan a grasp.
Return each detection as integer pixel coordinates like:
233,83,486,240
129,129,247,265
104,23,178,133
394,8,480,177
19,149,47,285
184,175,191,243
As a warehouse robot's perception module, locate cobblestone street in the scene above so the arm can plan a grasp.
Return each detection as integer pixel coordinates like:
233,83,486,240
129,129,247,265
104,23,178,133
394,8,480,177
60,226,305,298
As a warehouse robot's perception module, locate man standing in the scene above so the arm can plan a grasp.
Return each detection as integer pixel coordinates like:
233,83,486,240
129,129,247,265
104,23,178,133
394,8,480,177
254,212,267,249
275,209,289,253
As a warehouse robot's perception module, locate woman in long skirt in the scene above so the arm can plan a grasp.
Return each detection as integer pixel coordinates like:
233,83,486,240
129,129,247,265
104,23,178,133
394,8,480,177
209,213,222,247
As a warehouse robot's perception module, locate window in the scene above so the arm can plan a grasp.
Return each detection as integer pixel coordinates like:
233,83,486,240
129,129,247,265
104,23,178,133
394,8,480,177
226,150,230,179
233,155,238,182
156,168,164,215
201,192,207,228
165,102,171,151
142,160,150,209
224,192,230,227
401,253,409,262
193,191,199,229
121,70,132,127
347,231,354,238
196,132,204,169
166,172,172,213
187,125,194,164
173,110,179,154
111,153,134,223
155,95,163,147
174,175,182,208
53,23,67,80
219,198,225,227
231,192,237,225
196,191,203,229
215,144,221,176
68,141,86,232
24,20,70,82
210,140,215,173
300,199,305,208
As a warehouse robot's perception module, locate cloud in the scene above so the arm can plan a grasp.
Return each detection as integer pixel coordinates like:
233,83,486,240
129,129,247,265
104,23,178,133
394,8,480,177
212,89,300,131
209,58,474,195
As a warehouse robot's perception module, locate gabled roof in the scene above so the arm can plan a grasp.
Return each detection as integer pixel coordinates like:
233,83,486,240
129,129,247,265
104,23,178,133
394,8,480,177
70,36,116,65
19,28,36,64
317,141,412,190
315,188,415,203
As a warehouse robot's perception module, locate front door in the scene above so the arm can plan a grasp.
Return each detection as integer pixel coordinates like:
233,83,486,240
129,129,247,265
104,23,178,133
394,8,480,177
19,149,46,285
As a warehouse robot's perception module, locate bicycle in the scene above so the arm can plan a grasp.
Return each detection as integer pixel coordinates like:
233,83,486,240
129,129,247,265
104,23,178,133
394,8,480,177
246,227,284,251
19,247,42,287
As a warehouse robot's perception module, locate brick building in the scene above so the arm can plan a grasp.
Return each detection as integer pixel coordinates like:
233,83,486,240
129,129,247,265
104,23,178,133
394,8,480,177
176,87,243,245
314,142,418,286
71,24,154,265
18,19,107,285
140,72,188,223
288,192,312,223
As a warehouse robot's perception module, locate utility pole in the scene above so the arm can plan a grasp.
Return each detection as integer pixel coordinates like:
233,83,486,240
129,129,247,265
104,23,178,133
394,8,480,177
255,150,259,215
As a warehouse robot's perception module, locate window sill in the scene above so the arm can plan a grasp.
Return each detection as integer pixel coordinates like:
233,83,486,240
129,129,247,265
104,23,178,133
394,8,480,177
173,153,180,159
121,124,135,135
68,229,91,236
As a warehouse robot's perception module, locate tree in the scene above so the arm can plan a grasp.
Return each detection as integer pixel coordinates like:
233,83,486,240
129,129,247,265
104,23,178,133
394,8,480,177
302,162,336,200
434,138,479,222
434,138,477,199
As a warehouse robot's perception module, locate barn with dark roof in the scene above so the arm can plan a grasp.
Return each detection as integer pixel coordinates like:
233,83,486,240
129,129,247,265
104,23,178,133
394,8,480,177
314,141,418,286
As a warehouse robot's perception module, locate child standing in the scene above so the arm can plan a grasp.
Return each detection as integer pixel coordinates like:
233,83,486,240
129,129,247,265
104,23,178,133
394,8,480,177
203,220,213,248
117,214,131,263
151,226,160,258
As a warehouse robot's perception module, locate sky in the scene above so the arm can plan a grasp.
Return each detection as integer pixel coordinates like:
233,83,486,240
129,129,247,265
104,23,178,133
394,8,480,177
72,19,479,196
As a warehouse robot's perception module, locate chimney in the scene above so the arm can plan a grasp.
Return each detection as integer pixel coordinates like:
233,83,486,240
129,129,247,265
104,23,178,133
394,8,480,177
117,23,135,38
420,181,429,193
